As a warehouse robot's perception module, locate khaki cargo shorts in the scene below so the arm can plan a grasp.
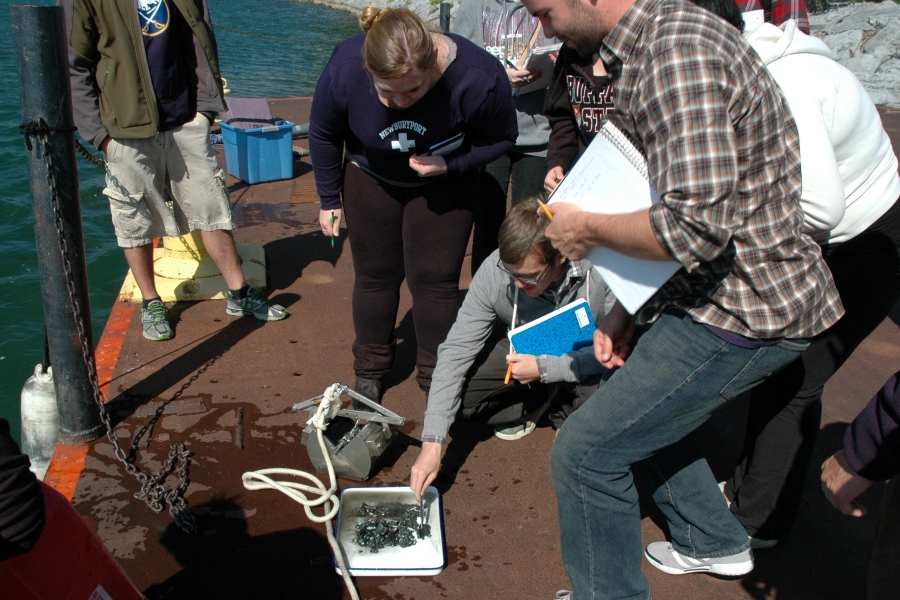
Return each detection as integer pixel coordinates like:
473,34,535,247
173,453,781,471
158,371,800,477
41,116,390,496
103,113,235,248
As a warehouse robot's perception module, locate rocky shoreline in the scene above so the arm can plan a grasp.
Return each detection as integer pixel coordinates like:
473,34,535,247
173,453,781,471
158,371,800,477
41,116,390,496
810,2,900,107
305,0,900,108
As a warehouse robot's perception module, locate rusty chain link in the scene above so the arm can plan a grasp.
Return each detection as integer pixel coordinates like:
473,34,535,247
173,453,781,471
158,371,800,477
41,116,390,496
74,138,106,168
22,118,196,533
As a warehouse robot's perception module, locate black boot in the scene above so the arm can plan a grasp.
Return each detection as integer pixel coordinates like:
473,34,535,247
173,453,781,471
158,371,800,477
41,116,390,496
353,376,382,410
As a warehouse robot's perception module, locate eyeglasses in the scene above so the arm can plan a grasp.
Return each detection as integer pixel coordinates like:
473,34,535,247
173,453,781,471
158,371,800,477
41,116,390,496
498,259,553,286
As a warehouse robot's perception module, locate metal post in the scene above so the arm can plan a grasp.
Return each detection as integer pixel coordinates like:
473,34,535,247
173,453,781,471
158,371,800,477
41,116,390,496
11,4,103,444
440,2,452,33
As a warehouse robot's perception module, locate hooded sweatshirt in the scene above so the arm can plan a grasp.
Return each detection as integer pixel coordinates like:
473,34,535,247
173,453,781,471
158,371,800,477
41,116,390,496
422,250,615,441
452,0,552,154
745,20,900,244
544,45,615,175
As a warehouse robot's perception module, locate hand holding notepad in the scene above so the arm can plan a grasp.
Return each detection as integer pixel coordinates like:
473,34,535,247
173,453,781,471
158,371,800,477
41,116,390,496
508,23,562,96
546,121,681,314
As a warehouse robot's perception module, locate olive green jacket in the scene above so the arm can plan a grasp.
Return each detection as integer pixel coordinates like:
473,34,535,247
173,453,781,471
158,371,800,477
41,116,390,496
60,0,228,148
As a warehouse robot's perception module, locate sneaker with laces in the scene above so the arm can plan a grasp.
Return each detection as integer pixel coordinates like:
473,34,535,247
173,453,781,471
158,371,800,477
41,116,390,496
226,288,288,321
494,420,537,441
141,299,173,341
644,542,754,576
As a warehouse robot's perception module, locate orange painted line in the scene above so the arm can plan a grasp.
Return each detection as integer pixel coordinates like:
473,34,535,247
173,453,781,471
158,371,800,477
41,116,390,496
44,300,137,501
43,444,89,501
95,300,137,398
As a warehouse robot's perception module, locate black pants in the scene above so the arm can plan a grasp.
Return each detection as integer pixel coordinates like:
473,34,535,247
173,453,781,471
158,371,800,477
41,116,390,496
471,152,547,275
343,164,476,391
726,196,900,539
459,324,600,426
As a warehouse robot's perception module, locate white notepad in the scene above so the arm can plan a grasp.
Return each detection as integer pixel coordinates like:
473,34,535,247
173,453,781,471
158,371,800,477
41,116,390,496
547,121,681,314
514,43,562,96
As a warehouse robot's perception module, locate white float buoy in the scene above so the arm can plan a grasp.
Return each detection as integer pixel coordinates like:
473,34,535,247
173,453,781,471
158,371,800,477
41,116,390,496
20,364,59,480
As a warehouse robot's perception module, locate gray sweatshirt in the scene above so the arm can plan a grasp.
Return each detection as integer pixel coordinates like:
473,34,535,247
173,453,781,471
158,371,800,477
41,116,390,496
451,0,552,154
422,250,616,440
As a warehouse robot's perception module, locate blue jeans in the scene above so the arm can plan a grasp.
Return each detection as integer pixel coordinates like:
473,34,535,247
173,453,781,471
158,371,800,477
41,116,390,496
552,310,808,600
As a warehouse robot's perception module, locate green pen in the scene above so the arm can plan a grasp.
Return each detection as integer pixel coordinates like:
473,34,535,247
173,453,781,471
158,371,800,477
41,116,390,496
330,209,335,247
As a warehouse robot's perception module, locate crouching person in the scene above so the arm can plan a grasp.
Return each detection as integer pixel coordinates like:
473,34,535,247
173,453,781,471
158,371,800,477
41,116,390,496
409,197,615,499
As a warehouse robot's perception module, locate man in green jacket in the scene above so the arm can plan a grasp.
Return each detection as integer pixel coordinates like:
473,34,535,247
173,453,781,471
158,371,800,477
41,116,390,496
61,0,287,341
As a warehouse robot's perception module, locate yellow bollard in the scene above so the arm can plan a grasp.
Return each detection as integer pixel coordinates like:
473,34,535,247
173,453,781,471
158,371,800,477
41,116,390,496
118,231,267,303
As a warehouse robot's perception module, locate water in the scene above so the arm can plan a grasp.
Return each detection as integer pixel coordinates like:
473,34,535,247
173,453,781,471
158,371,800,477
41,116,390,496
0,0,360,442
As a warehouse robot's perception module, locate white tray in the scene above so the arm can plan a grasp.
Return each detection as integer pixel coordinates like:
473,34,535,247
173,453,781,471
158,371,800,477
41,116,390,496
334,485,444,577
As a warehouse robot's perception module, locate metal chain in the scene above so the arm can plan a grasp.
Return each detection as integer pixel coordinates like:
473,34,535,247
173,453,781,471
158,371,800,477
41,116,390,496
21,119,106,168
129,352,220,462
74,138,106,168
25,118,196,533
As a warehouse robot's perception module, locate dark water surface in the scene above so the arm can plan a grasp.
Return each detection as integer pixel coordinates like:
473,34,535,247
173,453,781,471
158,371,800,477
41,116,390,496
0,0,359,441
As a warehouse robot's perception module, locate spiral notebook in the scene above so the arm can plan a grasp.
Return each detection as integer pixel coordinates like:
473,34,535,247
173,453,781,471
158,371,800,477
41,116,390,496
547,121,681,314
507,299,595,357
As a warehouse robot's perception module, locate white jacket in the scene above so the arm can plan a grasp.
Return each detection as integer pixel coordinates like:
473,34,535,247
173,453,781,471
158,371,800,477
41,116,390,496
746,20,900,244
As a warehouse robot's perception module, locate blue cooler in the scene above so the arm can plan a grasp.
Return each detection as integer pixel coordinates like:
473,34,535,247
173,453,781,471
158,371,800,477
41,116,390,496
219,118,294,184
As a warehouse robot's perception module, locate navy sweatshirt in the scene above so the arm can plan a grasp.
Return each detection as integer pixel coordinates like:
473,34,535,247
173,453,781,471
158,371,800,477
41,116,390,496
309,33,518,210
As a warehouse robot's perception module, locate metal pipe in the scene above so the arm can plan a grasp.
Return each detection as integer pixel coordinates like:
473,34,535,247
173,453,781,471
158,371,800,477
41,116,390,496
11,4,103,444
440,2,451,33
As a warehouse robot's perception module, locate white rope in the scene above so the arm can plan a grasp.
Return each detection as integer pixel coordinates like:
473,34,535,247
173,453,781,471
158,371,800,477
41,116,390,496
241,383,360,600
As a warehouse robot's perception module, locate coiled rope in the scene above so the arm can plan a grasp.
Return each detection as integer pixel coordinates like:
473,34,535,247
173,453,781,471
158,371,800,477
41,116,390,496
20,120,106,168
241,383,359,600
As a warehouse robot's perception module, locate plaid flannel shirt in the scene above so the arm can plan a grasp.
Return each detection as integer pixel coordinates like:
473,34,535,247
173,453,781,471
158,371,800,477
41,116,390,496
598,0,842,339
737,0,810,33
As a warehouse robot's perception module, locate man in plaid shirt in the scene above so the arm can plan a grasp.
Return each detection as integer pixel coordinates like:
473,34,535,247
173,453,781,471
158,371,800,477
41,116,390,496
738,0,809,33
521,0,842,597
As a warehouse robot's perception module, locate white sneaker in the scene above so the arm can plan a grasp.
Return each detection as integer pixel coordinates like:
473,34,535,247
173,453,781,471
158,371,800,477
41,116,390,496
494,420,537,441
644,542,754,576
554,591,573,600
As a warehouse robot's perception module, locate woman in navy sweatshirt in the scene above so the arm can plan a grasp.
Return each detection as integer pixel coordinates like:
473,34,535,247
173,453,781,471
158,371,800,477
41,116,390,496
309,7,517,400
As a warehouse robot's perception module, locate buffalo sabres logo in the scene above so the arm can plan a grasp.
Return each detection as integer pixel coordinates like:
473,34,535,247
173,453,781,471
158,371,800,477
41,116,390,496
138,0,170,37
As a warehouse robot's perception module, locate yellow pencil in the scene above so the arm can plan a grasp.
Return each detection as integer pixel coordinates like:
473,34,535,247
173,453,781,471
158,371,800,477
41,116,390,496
504,350,515,385
538,200,553,221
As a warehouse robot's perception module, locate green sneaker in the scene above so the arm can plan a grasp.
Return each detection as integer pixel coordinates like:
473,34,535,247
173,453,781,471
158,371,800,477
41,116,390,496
226,287,288,321
141,299,173,341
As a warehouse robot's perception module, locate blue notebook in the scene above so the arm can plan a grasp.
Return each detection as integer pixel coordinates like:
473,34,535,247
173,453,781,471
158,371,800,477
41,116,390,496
507,299,596,357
